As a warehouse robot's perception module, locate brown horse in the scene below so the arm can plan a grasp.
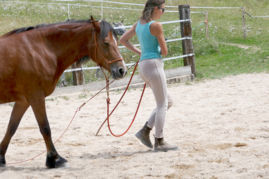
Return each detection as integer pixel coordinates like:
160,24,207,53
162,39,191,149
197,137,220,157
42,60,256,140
0,17,127,168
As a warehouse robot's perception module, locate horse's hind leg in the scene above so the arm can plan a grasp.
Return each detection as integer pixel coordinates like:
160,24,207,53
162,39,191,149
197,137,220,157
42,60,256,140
28,95,67,168
0,100,29,167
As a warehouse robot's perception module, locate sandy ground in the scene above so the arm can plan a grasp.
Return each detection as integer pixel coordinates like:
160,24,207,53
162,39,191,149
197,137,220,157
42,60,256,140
0,73,269,179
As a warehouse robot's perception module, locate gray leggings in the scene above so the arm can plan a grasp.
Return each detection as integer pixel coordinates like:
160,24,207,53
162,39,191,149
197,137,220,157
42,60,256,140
138,59,173,138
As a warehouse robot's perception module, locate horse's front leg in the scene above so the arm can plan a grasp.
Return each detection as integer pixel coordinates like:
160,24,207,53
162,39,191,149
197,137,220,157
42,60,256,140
28,94,67,168
0,100,29,167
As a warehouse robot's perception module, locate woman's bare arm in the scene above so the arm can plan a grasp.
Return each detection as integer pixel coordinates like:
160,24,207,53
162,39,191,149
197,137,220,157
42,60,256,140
150,22,168,56
120,23,141,56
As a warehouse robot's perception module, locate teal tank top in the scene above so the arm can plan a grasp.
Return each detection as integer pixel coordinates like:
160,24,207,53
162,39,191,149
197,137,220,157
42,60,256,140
135,20,161,61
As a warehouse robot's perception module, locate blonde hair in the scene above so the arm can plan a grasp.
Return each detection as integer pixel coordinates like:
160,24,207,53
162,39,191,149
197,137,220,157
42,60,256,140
141,0,165,22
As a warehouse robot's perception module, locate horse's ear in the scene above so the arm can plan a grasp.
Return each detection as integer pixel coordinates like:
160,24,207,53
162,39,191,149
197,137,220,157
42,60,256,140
90,16,100,33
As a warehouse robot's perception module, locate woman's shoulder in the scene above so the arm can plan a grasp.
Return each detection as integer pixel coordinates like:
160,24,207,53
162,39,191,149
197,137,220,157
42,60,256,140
150,21,162,28
150,21,163,34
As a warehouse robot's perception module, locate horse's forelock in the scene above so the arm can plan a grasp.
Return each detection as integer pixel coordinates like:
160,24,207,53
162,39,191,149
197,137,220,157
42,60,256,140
100,21,118,40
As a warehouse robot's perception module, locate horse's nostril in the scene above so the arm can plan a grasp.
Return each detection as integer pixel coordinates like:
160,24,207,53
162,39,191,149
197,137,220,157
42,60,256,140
119,67,124,76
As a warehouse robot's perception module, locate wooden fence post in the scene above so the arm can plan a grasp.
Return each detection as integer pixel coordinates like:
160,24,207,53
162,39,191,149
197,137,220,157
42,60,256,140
178,5,196,76
72,62,84,85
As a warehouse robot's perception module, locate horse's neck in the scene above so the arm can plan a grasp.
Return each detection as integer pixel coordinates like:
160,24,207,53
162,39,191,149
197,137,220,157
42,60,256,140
45,25,93,70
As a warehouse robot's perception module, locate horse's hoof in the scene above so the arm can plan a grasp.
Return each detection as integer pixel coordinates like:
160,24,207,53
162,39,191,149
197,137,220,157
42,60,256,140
46,155,67,168
0,155,6,167
55,156,67,168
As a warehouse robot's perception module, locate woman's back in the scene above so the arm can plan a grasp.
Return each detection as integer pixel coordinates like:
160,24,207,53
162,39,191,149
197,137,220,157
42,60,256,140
135,20,161,61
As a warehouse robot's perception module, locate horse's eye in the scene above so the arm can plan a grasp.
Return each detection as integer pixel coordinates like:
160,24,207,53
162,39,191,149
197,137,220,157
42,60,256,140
104,42,109,47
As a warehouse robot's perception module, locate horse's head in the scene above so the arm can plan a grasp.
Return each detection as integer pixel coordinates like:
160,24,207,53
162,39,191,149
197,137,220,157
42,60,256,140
90,17,127,79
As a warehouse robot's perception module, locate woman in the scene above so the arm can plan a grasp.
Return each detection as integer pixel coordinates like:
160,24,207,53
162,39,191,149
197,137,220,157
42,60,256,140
120,0,177,152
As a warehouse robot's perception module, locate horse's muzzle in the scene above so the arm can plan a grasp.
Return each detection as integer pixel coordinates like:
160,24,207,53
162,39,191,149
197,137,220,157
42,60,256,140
111,64,127,79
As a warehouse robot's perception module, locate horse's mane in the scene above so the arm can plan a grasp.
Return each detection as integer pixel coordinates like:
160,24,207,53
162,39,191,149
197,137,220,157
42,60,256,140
3,19,118,40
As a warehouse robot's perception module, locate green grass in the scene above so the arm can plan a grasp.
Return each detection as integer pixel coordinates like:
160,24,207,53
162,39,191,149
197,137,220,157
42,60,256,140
0,0,268,84
196,44,269,79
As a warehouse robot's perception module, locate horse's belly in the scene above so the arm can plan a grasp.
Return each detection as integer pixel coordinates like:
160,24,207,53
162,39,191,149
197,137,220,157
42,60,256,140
0,81,22,103
0,96,17,104
0,98,14,104
0,91,20,104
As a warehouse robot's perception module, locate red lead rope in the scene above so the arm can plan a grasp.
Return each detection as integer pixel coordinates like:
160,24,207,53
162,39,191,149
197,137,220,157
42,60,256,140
106,83,146,137
95,61,146,136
